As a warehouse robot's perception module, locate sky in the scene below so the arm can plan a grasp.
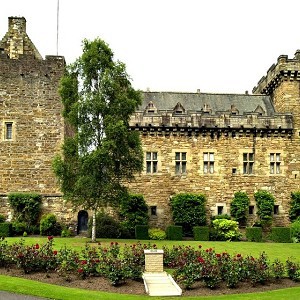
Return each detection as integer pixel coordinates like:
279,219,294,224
1,0,300,94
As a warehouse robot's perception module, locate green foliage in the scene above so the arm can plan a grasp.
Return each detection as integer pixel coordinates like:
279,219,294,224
271,227,291,243
119,194,149,238
290,219,300,242
40,214,62,236
210,219,241,241
230,191,250,226
148,228,166,240
193,226,210,241
135,225,149,240
61,228,72,237
88,211,122,238
170,193,206,236
11,221,27,236
166,225,183,240
211,214,231,220
0,223,12,237
8,193,42,227
53,38,143,218
246,227,263,242
289,192,300,222
254,190,275,228
0,214,6,223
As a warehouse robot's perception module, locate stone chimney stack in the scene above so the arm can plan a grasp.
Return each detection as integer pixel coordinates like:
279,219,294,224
0,16,42,60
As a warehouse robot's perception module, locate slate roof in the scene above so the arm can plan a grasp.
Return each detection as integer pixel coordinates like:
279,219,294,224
139,92,276,116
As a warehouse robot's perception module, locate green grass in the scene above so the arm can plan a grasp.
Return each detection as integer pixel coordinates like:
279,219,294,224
0,274,300,300
1,237,300,299
5,237,300,262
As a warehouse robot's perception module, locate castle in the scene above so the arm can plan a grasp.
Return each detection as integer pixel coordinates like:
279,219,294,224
1,17,299,231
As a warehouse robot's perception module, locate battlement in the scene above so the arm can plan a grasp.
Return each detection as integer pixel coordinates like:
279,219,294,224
253,50,300,94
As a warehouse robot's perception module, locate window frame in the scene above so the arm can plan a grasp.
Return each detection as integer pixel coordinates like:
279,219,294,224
145,151,158,174
243,152,254,174
203,152,215,174
175,151,187,175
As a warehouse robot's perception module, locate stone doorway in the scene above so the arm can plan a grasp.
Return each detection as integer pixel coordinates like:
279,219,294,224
77,210,88,234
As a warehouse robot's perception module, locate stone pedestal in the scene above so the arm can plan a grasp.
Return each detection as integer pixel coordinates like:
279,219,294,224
144,249,164,272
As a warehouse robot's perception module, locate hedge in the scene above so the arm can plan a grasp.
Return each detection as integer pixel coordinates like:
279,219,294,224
166,225,182,240
135,225,149,240
271,227,291,243
193,226,209,241
0,223,12,237
246,227,262,242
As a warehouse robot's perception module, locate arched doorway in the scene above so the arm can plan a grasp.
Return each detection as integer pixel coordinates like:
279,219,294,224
77,210,88,234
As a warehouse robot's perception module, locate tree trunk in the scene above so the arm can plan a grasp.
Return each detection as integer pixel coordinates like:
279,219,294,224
91,209,97,242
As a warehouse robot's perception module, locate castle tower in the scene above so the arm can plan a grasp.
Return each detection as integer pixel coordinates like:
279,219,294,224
253,50,300,135
0,17,42,59
0,17,72,222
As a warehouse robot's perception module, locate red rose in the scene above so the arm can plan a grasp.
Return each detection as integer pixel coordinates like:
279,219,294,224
35,244,39,249
53,250,58,255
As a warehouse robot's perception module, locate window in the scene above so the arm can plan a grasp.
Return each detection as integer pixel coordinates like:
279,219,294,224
270,153,281,174
217,205,224,215
243,153,254,174
203,152,214,174
146,152,158,174
5,122,13,140
274,205,279,215
175,152,187,174
249,205,255,215
150,206,157,216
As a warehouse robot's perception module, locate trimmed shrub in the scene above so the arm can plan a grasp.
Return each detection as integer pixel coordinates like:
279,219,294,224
148,228,166,240
254,190,275,228
40,214,62,236
246,227,262,242
290,219,300,242
211,214,231,221
88,212,122,238
210,219,241,241
0,214,6,223
119,194,149,238
166,225,182,240
271,227,291,243
170,193,206,236
193,226,209,241
289,192,300,222
0,223,12,237
12,221,27,236
135,225,149,240
230,191,250,226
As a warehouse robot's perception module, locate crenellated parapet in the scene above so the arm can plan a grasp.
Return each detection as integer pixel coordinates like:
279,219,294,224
253,50,300,95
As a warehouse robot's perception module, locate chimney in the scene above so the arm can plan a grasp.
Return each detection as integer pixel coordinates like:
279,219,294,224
7,17,27,58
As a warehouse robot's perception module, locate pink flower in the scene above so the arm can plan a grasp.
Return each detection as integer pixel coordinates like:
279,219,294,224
197,257,205,264
81,260,87,265
78,268,83,273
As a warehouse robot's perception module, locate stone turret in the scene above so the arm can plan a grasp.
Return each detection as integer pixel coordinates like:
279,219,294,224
253,50,300,132
0,16,42,59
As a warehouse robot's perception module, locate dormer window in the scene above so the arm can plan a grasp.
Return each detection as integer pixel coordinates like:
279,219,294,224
144,101,158,114
254,105,265,116
173,102,185,115
202,103,212,115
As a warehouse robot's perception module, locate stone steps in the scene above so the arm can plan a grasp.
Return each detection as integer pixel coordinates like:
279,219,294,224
142,272,182,296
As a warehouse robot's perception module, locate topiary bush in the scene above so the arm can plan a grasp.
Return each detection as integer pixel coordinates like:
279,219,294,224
289,192,300,222
0,223,12,237
148,228,166,240
290,219,300,242
88,211,122,238
40,214,62,236
193,226,209,241
119,194,149,238
230,191,250,226
254,190,275,229
166,225,183,241
210,219,241,241
170,193,206,236
271,227,291,243
134,225,149,240
246,227,262,242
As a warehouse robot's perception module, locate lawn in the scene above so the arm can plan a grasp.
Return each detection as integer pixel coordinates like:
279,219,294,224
4,237,300,262
1,237,300,299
